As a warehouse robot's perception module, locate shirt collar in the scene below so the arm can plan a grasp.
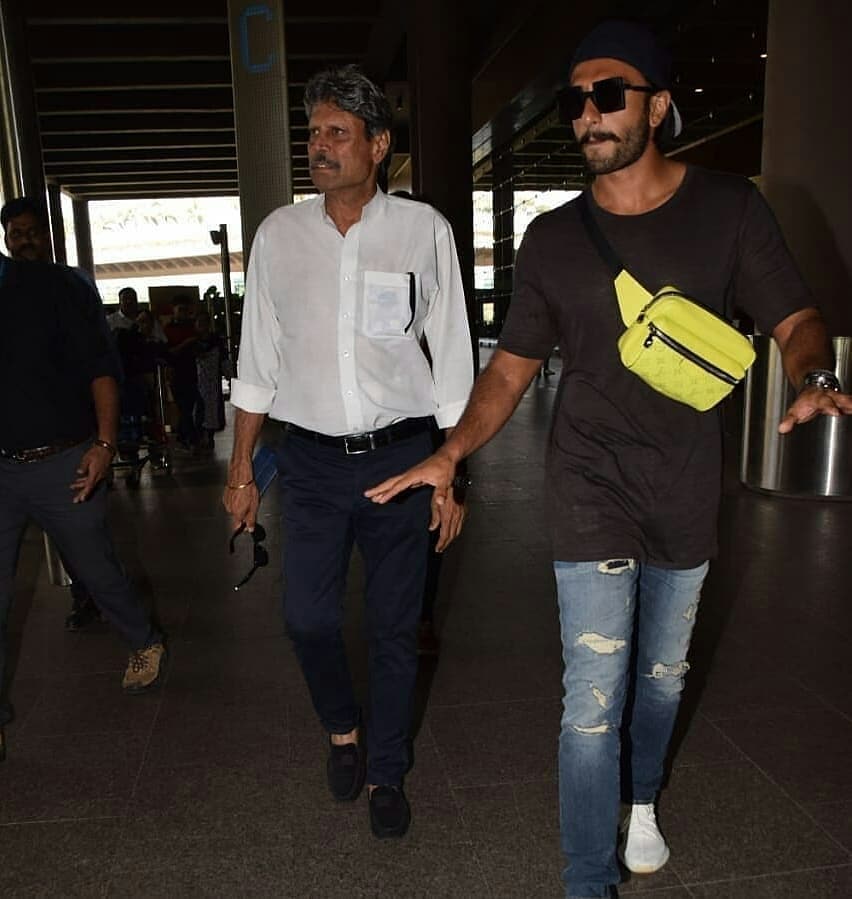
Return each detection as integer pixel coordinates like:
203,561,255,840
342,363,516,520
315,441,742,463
318,187,386,228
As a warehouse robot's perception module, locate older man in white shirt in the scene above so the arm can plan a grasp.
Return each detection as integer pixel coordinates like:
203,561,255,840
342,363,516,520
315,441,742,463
223,65,473,839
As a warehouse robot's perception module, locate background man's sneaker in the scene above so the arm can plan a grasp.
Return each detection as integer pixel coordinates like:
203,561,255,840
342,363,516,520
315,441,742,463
122,643,166,692
619,803,670,874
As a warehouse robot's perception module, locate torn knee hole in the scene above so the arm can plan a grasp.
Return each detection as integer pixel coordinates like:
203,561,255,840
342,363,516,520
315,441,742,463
591,684,608,709
576,632,627,655
572,723,610,735
597,558,636,574
649,660,690,679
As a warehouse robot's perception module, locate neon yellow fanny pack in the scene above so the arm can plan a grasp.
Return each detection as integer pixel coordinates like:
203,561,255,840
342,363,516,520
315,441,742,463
579,195,755,412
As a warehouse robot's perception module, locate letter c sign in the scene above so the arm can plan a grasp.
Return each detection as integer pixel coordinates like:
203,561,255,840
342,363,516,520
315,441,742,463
240,4,275,75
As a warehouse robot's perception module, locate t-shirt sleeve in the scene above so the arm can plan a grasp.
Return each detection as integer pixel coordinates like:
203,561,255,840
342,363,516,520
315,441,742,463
55,267,118,382
731,184,813,334
498,222,560,359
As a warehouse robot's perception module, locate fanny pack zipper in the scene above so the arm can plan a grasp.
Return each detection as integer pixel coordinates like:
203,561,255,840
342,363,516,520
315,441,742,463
642,322,739,386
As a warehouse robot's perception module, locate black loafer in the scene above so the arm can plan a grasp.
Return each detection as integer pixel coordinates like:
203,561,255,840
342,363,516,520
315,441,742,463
369,785,410,839
327,739,365,801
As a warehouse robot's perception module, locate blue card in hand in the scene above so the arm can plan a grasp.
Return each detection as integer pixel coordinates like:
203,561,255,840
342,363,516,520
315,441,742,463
253,445,279,498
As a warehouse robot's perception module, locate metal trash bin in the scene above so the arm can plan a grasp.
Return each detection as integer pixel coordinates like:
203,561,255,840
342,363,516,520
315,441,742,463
740,335,852,498
42,532,72,586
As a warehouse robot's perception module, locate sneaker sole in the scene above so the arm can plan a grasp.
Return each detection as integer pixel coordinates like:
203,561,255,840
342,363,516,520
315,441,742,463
618,845,670,874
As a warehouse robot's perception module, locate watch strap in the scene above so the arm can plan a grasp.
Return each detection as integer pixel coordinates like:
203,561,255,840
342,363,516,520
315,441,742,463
802,369,841,392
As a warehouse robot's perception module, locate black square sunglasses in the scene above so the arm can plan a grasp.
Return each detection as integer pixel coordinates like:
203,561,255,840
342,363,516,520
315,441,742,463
229,522,269,591
559,76,656,122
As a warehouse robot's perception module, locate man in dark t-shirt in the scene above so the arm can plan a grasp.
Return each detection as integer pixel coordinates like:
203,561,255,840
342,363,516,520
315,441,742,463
2,196,107,631
367,21,852,899
0,248,167,762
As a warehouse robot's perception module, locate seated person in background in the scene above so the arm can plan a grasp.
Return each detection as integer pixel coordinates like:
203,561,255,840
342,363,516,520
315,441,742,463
163,299,201,451
114,311,169,450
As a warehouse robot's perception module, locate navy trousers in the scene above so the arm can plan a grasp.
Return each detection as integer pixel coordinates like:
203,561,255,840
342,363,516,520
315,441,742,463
277,428,433,786
0,443,160,726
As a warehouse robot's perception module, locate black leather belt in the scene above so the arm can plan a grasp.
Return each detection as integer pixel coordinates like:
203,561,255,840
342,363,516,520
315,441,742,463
0,438,83,463
284,417,433,455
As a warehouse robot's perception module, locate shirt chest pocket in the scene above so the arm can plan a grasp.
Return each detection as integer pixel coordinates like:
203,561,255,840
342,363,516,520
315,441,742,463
362,270,418,339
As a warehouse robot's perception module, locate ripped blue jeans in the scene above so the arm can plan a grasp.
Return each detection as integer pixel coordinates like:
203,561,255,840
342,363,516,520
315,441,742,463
554,559,708,899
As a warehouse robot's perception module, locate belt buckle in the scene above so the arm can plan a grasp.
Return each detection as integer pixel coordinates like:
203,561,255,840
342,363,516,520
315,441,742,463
8,447,39,463
343,433,375,455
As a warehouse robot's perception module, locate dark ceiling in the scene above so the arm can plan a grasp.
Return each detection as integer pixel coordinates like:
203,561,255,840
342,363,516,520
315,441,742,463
23,0,390,199
18,0,769,201
473,0,769,189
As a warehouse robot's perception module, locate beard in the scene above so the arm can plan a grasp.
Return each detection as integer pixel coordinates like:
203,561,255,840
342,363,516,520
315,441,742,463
579,115,651,175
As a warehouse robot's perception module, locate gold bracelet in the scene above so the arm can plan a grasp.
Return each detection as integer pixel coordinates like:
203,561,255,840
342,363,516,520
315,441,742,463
226,478,255,490
92,438,117,457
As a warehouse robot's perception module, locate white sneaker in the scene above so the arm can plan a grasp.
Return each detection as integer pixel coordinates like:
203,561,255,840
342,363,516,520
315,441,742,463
618,803,670,874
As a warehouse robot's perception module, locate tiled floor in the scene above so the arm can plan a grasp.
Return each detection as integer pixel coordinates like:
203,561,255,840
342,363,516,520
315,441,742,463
1,358,850,897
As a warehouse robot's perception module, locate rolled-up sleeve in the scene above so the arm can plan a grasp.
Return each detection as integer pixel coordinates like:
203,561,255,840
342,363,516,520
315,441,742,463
423,216,474,428
230,225,281,414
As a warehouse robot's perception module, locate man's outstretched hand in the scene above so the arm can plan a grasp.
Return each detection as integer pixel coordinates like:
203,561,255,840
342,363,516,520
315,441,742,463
365,450,464,551
778,386,852,434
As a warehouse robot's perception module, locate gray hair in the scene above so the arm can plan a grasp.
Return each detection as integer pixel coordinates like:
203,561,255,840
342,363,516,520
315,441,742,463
303,65,392,139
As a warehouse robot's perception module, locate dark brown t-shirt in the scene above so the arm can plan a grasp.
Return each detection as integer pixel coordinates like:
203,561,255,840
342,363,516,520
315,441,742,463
498,166,811,567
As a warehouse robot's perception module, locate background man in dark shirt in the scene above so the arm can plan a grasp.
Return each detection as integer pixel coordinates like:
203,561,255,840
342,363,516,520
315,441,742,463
0,240,166,762
2,197,102,630
367,20,852,899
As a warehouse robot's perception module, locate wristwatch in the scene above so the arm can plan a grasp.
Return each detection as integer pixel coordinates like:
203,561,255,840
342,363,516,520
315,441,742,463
801,369,841,392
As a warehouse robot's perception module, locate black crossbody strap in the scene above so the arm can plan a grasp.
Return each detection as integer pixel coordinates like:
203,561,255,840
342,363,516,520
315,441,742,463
577,191,656,326
577,192,624,279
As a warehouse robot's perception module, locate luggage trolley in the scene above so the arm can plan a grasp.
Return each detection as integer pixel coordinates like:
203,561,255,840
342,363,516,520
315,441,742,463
112,361,171,488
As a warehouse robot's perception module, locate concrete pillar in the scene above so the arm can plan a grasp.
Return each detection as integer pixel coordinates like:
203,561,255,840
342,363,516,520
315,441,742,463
491,148,515,335
72,198,94,280
227,0,292,263
0,0,45,202
47,182,65,264
761,0,852,335
409,0,477,370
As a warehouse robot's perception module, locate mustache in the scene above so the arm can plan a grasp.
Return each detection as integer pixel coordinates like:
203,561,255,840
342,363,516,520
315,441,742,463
309,154,340,169
579,130,621,146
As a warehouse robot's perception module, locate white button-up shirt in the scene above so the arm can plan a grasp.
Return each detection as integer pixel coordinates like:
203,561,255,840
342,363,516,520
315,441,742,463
231,190,473,435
